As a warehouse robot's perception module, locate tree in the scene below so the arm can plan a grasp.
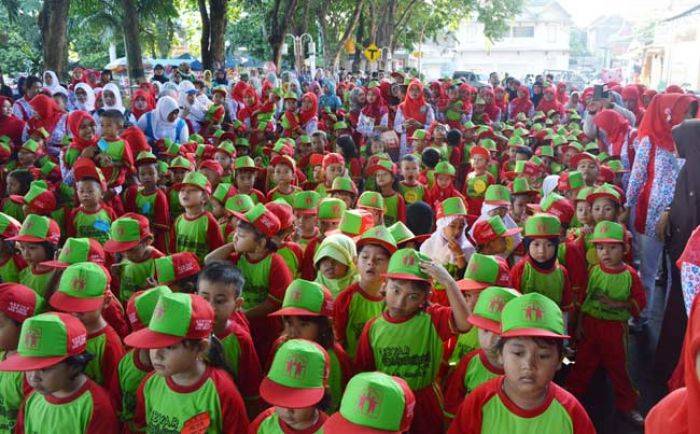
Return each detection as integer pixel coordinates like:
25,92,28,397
266,0,299,69
121,0,144,81
316,0,366,68
39,0,71,77
198,0,228,70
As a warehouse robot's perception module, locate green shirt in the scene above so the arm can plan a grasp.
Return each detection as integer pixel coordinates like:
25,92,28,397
448,326,479,366
382,192,401,226
117,255,159,305
582,265,634,321
1,200,24,223
519,260,566,306
462,351,501,394
399,182,425,204
0,255,23,284
18,267,54,298
173,212,216,262
236,254,274,309
116,350,151,430
0,352,23,433
337,284,385,359
71,207,114,244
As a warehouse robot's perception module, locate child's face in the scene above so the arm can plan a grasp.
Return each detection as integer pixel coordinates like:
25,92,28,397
78,118,97,141
17,150,36,167
100,117,120,139
233,225,263,254
282,316,320,342
200,168,219,189
528,238,556,263
383,278,427,319
477,327,500,355
198,278,242,327
311,136,325,153
318,257,348,279
273,164,295,185
400,161,419,182
482,237,507,255
71,308,104,330
357,245,390,284
489,207,508,219
26,362,77,395
235,170,256,192
76,179,103,209
360,207,383,226
149,340,201,377
284,99,296,111
0,311,20,350
103,90,115,106
171,168,188,184
324,164,344,184
563,148,577,166
17,242,48,264
138,164,158,188
1,99,12,117
575,201,592,225
576,161,598,185
370,139,385,155
512,195,532,223
179,186,206,210
500,337,560,398
210,199,226,219
331,192,354,209
595,242,625,268
436,174,453,189
434,126,447,140
442,217,465,240
276,406,318,431
214,153,232,171
375,170,393,188
591,198,617,223
295,212,317,235
319,219,339,235
212,92,225,105
124,241,150,263
311,165,323,182
472,155,488,171
6,176,22,195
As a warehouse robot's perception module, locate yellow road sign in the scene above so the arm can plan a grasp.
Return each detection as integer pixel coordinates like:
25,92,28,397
364,44,381,62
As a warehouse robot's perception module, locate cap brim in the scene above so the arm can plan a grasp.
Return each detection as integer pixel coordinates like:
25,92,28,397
456,279,488,292
0,353,69,371
591,238,624,244
259,377,325,408
268,307,323,317
6,235,47,243
381,272,430,282
103,239,140,253
9,195,25,205
484,199,510,206
501,227,522,237
526,204,542,213
356,238,397,254
468,315,502,334
124,328,185,349
294,208,318,216
586,193,619,205
173,182,211,195
40,259,70,269
327,189,356,195
50,292,104,313
501,327,569,339
398,234,431,246
322,412,401,434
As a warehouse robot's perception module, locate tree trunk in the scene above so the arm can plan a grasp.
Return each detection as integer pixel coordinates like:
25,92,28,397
121,0,145,84
38,0,70,78
330,0,365,68
267,0,299,70
208,0,228,70
198,0,212,69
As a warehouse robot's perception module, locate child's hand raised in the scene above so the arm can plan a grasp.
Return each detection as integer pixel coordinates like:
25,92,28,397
420,260,453,287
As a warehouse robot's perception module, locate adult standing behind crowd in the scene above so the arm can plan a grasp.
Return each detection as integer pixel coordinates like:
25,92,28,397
24,94,68,158
12,76,42,122
394,79,435,157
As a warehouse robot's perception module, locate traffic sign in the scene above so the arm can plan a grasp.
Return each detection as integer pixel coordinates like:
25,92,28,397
364,44,381,62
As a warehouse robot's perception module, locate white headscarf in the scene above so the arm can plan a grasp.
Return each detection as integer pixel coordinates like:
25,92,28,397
43,71,59,92
178,80,209,123
420,215,475,266
74,83,96,111
102,83,125,114
542,175,560,197
151,96,180,137
469,203,522,258
160,82,179,100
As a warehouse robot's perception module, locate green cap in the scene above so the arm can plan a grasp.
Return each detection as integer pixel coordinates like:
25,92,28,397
318,197,347,221
43,237,104,268
479,138,497,151
437,197,467,219
383,248,431,282
225,194,255,214
524,213,561,238
212,182,235,204
606,159,626,173
501,292,568,338
260,339,329,408
20,139,40,154
299,134,311,144
551,135,568,147
458,253,510,291
169,156,193,170
328,177,358,195
511,177,537,195
357,225,397,254
463,121,476,130
233,155,256,170
584,142,599,152
411,129,427,140
388,221,421,246
333,121,349,130
337,209,374,236
127,286,173,330
591,220,626,244
484,184,511,205
189,133,204,144
508,136,526,148
270,279,333,317
9,214,61,245
135,151,158,166
324,372,415,433
217,140,236,157
537,145,554,158
564,170,584,191
177,171,211,194
469,286,521,333
587,183,621,205
292,191,321,213
235,137,250,148
564,141,583,153
434,161,456,177
574,186,594,202
314,233,357,267
154,252,201,284
358,191,385,210
50,263,109,313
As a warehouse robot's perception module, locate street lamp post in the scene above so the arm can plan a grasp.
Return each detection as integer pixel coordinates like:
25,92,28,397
381,47,392,72
282,33,316,74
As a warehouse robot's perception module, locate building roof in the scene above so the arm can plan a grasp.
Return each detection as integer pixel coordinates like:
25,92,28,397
663,3,700,21
517,0,573,25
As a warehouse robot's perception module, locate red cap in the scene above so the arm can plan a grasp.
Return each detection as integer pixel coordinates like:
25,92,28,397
265,201,295,231
597,166,614,183
470,146,490,159
10,190,56,216
199,159,224,177
309,154,324,167
322,153,345,169
472,220,522,246
72,157,107,191
0,283,42,323
570,152,598,169
270,154,296,171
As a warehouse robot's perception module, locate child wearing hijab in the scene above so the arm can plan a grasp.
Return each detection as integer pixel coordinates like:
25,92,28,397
313,233,358,298
421,198,474,283
423,161,466,209
137,96,189,144
368,159,405,226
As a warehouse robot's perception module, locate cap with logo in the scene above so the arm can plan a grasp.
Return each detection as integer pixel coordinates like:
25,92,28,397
468,286,521,334
269,279,333,317
510,177,537,195
103,213,152,253
175,171,212,195
484,184,511,206
135,151,158,166
232,203,281,237
356,225,397,254
322,153,345,169
49,262,110,313
0,212,22,239
591,220,626,244
126,286,173,331
212,183,237,205
155,252,201,284
434,161,456,177
259,339,330,408
367,159,396,176
10,182,56,215
586,183,621,205
199,160,224,177
169,156,193,171
472,215,522,246
500,292,569,339
318,198,348,222
328,177,358,196
233,156,257,172
436,197,467,220
225,194,255,215
527,193,574,225
266,201,295,231
387,222,430,247
358,191,385,211
7,214,61,245
523,213,561,238
382,248,431,282
0,283,44,323
457,253,511,291
124,293,214,349
557,170,584,192
271,154,296,171
42,237,105,268
292,191,321,215
322,372,415,434
570,152,598,169
0,312,87,371
335,209,374,237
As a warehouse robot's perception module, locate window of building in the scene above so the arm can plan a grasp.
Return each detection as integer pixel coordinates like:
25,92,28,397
512,25,535,38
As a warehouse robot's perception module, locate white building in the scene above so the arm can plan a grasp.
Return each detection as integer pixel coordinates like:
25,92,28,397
420,0,573,80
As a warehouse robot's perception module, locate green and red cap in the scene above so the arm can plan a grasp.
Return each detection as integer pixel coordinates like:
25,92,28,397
470,145,489,159
586,183,621,205
259,339,330,408
367,159,396,176
125,293,214,349
216,140,236,157
510,177,537,195
212,183,237,205
411,129,427,140
8,214,61,245
271,154,296,171
19,139,41,155
293,191,321,215
484,184,511,206
457,253,511,291
10,182,56,215
358,191,385,211
155,252,201,284
73,157,107,191
328,177,358,196
591,220,626,244
523,213,561,238
382,248,431,282
126,286,173,331
199,159,224,177
0,312,87,371
570,152,598,169
322,153,345,170
49,262,110,313
170,156,193,171
356,225,397,254
174,171,212,195
225,194,255,215
387,222,430,247
233,156,258,172
232,203,281,237
269,279,333,317
266,200,295,231
557,170,584,192
436,197,467,220
528,193,574,225
574,186,594,202
335,209,373,237
135,151,158,166
434,161,456,177
323,372,415,434
0,283,44,323
42,237,105,269
0,212,21,239
472,215,521,246
104,213,152,253
500,292,569,339
318,198,348,222
468,286,521,334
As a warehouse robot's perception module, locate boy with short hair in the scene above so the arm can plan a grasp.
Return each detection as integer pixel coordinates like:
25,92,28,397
464,146,496,215
67,158,118,244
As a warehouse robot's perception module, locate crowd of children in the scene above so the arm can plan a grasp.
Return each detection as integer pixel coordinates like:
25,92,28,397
0,66,697,433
